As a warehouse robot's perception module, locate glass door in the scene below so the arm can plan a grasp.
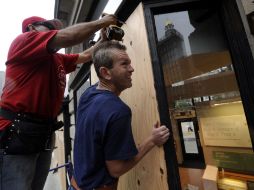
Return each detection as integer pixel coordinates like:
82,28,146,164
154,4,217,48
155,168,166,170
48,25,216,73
148,1,254,189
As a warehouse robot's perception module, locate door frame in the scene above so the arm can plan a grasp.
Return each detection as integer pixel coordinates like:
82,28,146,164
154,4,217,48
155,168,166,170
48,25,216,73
143,0,254,189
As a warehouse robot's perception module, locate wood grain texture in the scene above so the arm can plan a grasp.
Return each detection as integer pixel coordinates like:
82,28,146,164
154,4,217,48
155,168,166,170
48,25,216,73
117,3,168,190
90,3,169,190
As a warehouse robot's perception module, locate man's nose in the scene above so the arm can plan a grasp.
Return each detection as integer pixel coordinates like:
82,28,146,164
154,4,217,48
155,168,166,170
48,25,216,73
129,65,134,72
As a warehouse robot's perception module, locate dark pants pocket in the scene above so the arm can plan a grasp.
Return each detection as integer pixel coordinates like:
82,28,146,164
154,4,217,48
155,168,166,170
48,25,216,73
2,121,51,155
5,131,49,154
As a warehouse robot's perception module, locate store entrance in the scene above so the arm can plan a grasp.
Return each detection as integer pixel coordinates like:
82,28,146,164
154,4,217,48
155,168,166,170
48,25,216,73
152,1,253,188
177,117,205,168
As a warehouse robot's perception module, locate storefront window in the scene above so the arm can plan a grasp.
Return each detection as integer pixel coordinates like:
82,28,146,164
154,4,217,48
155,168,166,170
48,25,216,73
154,7,253,190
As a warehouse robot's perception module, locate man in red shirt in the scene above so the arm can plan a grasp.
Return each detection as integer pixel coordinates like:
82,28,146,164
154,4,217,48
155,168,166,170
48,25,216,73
0,15,117,190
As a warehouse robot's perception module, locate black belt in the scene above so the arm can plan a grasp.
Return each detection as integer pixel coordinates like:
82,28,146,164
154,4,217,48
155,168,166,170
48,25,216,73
0,108,55,125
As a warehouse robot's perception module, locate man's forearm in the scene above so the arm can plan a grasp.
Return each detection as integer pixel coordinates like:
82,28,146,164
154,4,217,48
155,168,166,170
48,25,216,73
49,14,116,49
106,125,169,178
76,38,106,64
76,49,92,65
50,20,106,49
133,136,156,164
106,136,156,178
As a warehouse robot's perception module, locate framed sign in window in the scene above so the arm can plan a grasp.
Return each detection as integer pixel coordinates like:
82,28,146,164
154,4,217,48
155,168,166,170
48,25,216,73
200,115,252,148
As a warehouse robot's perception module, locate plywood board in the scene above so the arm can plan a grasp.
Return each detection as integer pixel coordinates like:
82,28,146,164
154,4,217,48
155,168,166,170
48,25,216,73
90,3,169,190
200,115,252,148
117,3,169,190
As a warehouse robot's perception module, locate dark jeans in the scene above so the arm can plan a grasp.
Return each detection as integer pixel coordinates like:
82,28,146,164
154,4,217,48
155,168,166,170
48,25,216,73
0,150,52,190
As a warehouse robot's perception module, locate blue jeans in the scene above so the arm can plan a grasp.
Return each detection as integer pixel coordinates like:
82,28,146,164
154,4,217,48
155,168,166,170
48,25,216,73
0,150,52,190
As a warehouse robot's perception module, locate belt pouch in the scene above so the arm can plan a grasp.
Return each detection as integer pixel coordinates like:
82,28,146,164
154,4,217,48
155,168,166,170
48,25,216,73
3,120,51,154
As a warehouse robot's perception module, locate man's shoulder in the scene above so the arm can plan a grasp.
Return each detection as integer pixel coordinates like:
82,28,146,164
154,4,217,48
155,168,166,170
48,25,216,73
101,95,131,116
12,32,41,42
9,33,31,48
12,31,57,43
96,91,127,107
9,31,56,52
80,84,130,110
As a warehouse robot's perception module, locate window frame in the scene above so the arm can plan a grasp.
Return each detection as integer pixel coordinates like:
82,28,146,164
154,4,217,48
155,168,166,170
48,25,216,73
143,0,254,189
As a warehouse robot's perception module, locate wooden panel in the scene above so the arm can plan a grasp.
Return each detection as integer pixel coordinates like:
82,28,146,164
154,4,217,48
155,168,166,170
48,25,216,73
163,51,231,86
90,4,169,189
117,3,168,190
166,71,238,103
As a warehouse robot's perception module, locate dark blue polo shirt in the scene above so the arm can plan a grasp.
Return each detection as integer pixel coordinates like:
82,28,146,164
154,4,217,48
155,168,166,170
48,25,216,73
74,85,138,190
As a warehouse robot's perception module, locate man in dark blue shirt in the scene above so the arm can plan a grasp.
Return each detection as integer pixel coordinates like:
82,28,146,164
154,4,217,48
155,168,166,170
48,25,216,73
74,41,170,190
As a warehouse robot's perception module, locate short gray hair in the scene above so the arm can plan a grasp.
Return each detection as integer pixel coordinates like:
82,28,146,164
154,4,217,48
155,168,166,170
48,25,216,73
92,41,127,78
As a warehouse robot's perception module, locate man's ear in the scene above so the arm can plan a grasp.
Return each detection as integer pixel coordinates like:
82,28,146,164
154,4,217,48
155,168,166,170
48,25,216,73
27,24,36,31
99,67,111,80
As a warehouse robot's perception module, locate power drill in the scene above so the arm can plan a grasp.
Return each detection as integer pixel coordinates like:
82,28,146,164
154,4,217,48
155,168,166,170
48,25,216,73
102,13,125,41
89,15,125,45
105,25,125,41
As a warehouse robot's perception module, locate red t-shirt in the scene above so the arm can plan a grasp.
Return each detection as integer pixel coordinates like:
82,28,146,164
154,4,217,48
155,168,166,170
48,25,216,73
0,30,78,130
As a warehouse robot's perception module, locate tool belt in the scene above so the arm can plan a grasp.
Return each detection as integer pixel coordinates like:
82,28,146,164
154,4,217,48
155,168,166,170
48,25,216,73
0,108,64,155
